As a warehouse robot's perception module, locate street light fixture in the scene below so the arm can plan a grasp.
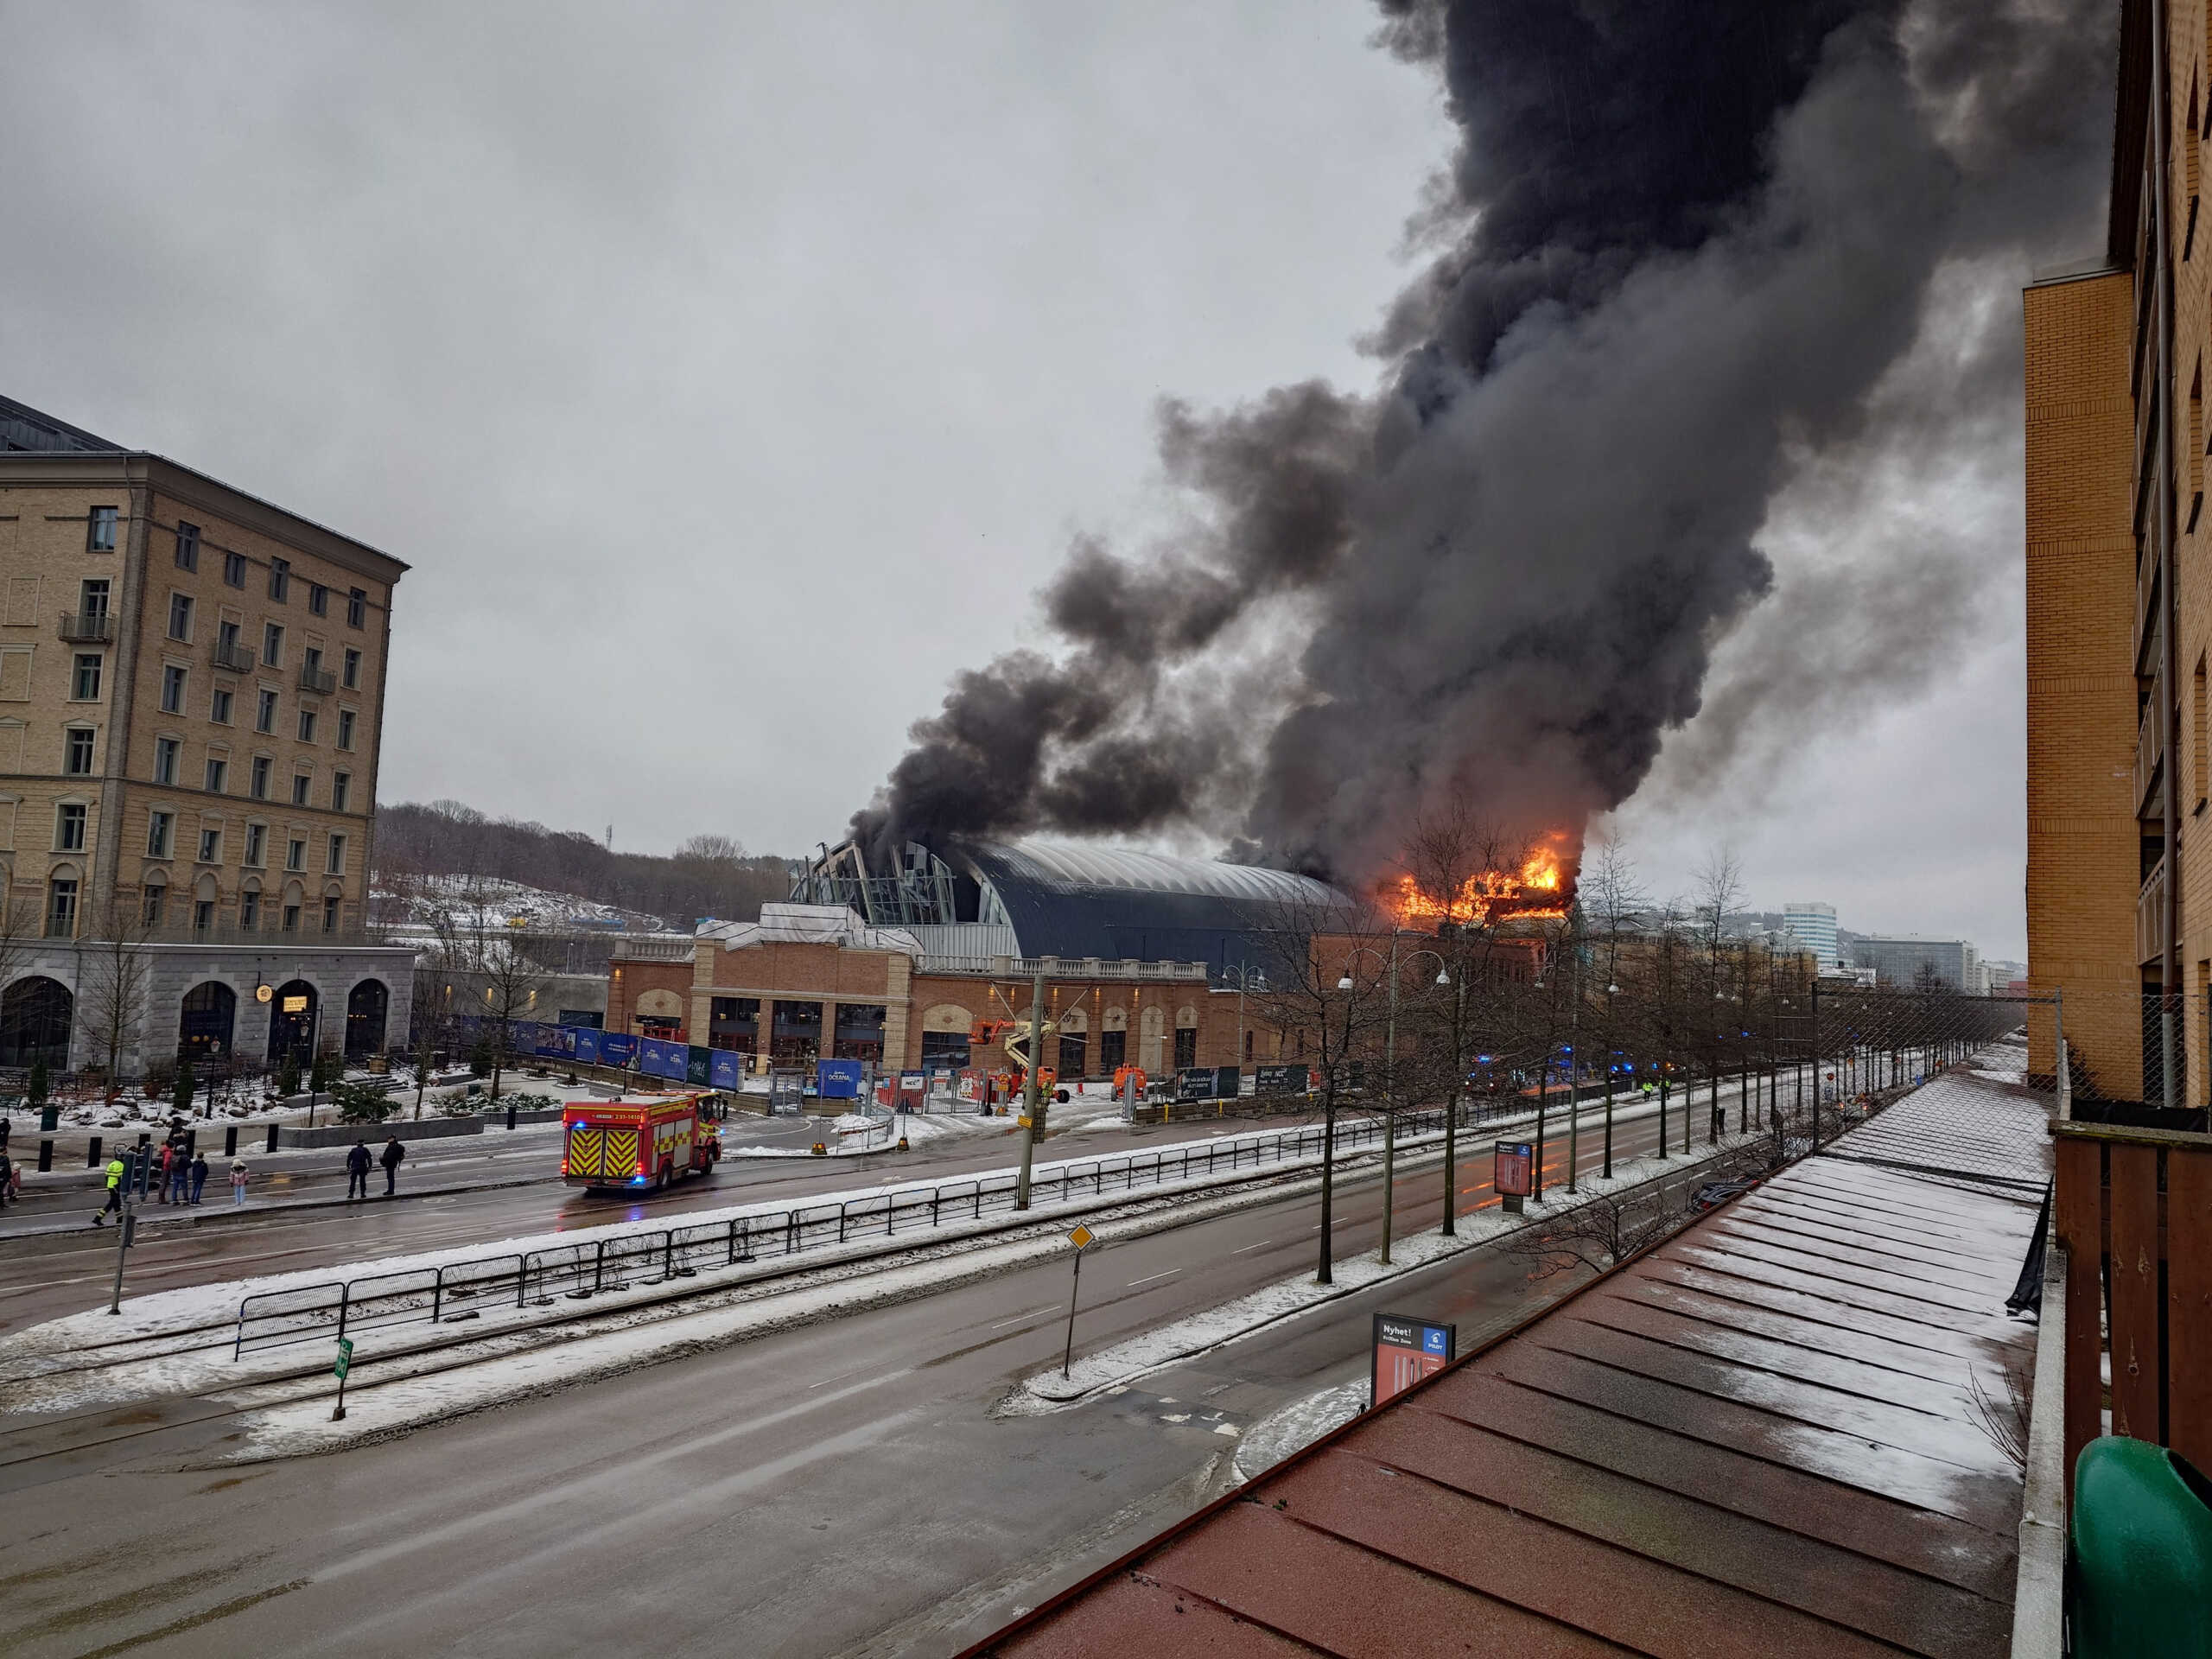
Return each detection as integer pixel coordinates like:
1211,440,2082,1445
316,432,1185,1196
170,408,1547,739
1336,936,1453,1265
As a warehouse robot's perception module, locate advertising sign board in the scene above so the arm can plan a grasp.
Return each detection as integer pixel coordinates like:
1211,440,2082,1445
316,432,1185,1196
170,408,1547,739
708,1048,745,1090
1370,1313,1455,1409
1494,1139,1535,1211
1254,1064,1307,1096
816,1058,865,1100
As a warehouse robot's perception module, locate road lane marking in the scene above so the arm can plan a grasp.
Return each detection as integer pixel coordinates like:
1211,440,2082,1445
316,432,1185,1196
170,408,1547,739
1229,1239,1274,1255
988,1303,1061,1329
1126,1267,1182,1287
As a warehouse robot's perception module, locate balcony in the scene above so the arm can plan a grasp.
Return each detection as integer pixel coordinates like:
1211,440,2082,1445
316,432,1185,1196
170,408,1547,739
2139,856,2170,965
57,610,112,644
2137,696,2166,816
211,638,254,673
296,664,336,696
2136,545,2159,664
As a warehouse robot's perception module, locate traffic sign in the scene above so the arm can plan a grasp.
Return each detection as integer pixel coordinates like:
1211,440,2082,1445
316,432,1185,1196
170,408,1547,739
1067,1224,1094,1250
334,1337,353,1380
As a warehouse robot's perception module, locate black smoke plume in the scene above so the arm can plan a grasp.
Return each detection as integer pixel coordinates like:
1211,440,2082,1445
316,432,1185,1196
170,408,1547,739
852,0,2110,887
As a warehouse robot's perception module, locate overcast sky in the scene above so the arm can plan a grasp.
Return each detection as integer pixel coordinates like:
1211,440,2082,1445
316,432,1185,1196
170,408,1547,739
1,2,2057,959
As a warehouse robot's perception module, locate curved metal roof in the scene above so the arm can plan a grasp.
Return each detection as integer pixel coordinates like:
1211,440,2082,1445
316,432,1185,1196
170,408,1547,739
950,840,1351,972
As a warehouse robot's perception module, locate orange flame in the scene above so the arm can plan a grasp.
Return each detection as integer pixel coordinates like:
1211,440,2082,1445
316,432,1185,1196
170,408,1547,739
1391,837,1570,926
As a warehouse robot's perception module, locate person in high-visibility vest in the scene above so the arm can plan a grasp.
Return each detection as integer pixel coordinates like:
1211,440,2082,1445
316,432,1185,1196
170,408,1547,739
92,1155,125,1225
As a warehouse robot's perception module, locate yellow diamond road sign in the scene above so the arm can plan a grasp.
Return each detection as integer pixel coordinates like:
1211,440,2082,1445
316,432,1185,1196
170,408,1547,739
1067,1224,1094,1249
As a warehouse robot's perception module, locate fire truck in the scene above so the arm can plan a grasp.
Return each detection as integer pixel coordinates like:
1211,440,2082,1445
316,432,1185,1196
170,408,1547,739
561,1094,722,1192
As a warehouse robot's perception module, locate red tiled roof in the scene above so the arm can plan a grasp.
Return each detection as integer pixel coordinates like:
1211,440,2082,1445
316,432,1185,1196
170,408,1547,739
975,1153,2041,1657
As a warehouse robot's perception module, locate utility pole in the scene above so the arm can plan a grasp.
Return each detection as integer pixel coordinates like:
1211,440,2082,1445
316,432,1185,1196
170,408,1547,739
1567,906,1580,1195
1014,969,1047,1210
106,1161,136,1314
1441,956,1465,1236
1380,933,1400,1267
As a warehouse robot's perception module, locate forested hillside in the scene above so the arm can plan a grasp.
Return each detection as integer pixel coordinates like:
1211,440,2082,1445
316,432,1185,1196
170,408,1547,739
372,800,798,928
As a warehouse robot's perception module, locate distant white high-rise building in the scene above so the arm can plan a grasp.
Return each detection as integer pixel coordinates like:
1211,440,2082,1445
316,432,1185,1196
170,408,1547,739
1783,901,1840,969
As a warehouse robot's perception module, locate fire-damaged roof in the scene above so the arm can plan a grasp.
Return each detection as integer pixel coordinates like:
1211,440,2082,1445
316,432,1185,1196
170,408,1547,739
972,1137,2044,1657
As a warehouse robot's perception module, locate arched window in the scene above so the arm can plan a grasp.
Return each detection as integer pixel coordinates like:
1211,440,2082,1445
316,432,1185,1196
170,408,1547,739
179,981,237,1060
268,978,317,1065
346,979,389,1057
0,976,73,1069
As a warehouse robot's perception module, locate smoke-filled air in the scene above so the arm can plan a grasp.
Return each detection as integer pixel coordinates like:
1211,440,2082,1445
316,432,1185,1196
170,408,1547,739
850,0,2111,892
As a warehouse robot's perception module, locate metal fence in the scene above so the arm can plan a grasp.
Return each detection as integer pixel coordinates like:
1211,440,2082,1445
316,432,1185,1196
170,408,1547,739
232,1105,1465,1358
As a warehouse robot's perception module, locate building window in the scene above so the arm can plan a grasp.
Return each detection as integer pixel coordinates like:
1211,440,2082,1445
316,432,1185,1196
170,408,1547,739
241,889,260,930
323,895,340,931
290,772,310,806
327,833,346,874
336,709,354,750
211,685,232,724
217,617,241,658
88,506,118,552
161,664,187,713
168,593,194,641
332,771,350,812
71,653,101,700
55,803,86,852
175,522,200,571
342,647,361,690
251,755,271,799
153,738,179,785
143,884,164,927
64,727,94,776
1174,1027,1198,1071
46,877,77,938
346,588,365,628
268,557,289,601
199,827,221,863
193,899,213,938
303,645,324,681
286,836,305,872
262,622,283,666
223,551,245,588
204,755,227,794
283,903,301,933
79,576,110,624
297,708,316,743
245,822,265,866
148,810,173,857
308,582,327,616
256,688,277,733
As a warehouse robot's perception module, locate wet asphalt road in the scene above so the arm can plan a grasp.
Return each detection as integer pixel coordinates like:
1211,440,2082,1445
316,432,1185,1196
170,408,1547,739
0,1103,1731,1657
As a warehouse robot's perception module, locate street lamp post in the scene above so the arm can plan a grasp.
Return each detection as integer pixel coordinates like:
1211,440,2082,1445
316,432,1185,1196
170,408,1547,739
1338,938,1451,1266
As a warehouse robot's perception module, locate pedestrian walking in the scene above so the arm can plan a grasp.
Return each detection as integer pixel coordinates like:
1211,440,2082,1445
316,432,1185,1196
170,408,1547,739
379,1134,406,1198
150,1141,173,1205
345,1138,372,1202
167,1144,190,1205
188,1151,208,1205
93,1154,125,1224
0,1149,14,1207
229,1159,250,1207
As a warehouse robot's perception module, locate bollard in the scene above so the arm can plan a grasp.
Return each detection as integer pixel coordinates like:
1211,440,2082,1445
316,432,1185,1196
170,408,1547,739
86,1135,103,1168
265,1123,280,1154
39,1104,57,1134
184,1128,196,1156
39,1139,54,1173
224,1125,237,1156
505,1104,517,1131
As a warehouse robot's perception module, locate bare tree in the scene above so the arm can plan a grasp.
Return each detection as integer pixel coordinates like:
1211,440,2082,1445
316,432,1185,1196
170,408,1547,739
1245,887,1393,1286
1395,801,1541,1238
77,893,154,1090
1503,1178,1680,1279
1580,833,1648,1179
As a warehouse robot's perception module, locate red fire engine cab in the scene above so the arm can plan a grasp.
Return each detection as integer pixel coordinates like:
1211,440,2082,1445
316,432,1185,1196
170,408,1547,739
561,1094,722,1192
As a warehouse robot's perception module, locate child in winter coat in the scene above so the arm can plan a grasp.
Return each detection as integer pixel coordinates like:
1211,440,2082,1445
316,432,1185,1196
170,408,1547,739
228,1160,250,1206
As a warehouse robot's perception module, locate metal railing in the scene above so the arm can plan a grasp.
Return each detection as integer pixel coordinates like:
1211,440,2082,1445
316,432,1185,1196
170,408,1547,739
297,663,336,695
211,638,255,672
611,936,699,962
232,1107,1461,1358
916,955,1210,981
58,609,113,643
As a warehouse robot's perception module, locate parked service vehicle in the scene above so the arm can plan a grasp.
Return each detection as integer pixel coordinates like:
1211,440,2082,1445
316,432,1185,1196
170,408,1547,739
561,1094,721,1192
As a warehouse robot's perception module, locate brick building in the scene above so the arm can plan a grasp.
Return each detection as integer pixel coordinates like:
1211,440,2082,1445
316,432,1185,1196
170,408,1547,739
0,394,413,1074
2024,0,2212,1108
606,905,1250,1078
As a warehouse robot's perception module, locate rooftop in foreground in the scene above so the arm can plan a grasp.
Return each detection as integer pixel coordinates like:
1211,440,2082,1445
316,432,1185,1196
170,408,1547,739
978,1062,2050,1656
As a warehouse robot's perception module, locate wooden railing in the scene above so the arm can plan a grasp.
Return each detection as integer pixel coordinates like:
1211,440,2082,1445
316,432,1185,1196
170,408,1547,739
2052,1120,2212,1502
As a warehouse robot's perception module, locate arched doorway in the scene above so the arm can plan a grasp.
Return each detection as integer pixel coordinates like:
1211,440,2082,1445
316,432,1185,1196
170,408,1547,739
346,979,388,1057
267,979,317,1065
179,981,237,1061
0,976,73,1070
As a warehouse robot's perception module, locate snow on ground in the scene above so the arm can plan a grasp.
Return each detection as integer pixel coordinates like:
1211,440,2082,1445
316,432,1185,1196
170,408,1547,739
1014,1127,1770,1408
1233,1379,1368,1483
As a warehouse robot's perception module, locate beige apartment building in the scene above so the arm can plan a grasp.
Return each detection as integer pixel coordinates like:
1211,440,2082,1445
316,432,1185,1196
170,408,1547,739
0,395,414,1075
